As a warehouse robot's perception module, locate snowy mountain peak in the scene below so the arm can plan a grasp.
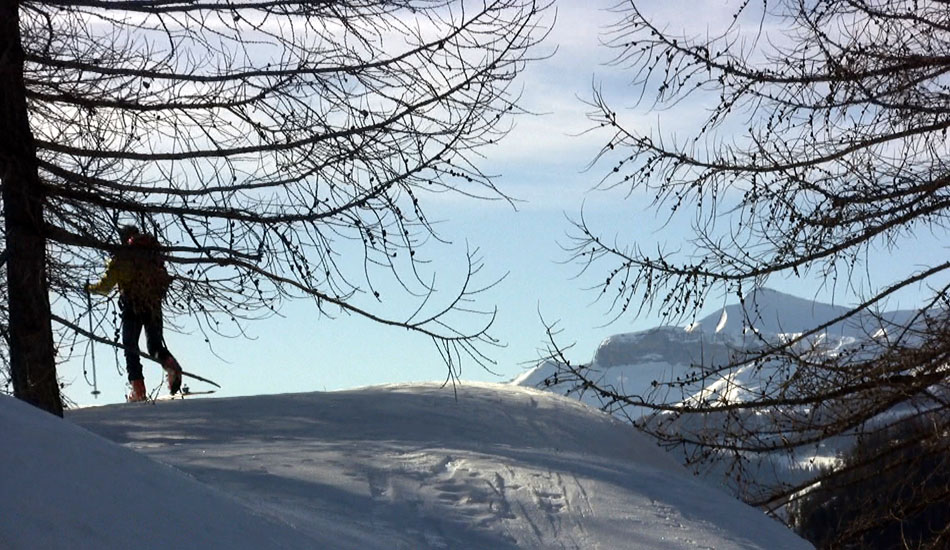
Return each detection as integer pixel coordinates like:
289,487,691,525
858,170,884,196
514,288,919,410
688,287,852,337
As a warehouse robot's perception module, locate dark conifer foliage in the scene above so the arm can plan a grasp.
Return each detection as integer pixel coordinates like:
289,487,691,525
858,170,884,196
792,417,950,549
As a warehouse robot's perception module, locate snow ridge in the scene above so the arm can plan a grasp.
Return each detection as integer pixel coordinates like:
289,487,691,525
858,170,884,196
4,382,811,549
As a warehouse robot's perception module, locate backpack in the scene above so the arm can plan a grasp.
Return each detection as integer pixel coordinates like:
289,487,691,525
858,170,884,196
118,233,172,305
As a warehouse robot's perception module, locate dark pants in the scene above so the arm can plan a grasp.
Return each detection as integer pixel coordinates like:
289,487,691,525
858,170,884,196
120,298,172,382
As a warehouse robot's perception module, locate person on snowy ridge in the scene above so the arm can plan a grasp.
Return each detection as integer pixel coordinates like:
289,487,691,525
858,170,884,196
86,224,182,402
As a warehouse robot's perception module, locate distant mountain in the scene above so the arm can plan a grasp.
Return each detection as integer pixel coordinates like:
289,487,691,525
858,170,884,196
513,288,922,500
515,288,917,410
685,287,916,338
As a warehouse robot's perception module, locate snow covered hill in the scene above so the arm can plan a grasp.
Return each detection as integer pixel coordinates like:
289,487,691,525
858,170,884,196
0,392,307,549
2,383,811,549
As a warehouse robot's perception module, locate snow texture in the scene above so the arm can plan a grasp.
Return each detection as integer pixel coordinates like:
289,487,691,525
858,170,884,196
3,382,811,549
0,392,305,549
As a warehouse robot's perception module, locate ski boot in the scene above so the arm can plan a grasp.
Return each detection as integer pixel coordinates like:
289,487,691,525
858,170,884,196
163,356,183,395
127,379,147,402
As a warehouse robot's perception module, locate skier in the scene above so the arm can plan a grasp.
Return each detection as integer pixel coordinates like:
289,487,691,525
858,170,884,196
86,224,182,402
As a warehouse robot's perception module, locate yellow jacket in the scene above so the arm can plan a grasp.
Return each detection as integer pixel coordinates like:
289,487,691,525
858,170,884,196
88,250,170,311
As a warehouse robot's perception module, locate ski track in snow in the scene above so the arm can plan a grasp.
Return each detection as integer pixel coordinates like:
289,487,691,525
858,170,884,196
62,382,810,549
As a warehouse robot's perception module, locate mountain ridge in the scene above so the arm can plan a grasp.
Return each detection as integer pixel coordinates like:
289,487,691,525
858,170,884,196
516,287,921,388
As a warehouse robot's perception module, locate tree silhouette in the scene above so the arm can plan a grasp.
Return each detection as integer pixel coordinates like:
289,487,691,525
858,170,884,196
552,0,950,543
0,0,550,415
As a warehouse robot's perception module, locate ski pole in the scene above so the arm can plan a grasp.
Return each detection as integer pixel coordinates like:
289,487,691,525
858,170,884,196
86,281,100,398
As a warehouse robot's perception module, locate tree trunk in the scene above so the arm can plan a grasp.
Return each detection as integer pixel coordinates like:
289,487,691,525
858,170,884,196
0,0,62,417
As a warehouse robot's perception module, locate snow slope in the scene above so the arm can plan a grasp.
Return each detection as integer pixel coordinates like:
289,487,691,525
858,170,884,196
3,383,811,549
0,393,310,549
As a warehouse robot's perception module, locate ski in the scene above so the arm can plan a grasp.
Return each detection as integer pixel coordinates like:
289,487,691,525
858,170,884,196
154,389,217,402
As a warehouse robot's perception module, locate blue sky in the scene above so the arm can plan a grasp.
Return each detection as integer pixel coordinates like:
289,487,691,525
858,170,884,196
65,0,949,406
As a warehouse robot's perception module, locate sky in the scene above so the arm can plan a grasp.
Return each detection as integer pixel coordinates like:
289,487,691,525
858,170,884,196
61,0,950,407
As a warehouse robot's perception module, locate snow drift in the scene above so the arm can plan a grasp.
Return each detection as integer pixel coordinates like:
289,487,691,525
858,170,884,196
3,382,811,549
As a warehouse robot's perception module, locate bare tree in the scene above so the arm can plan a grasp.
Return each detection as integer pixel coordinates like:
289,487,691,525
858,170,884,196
551,0,950,546
0,0,551,415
